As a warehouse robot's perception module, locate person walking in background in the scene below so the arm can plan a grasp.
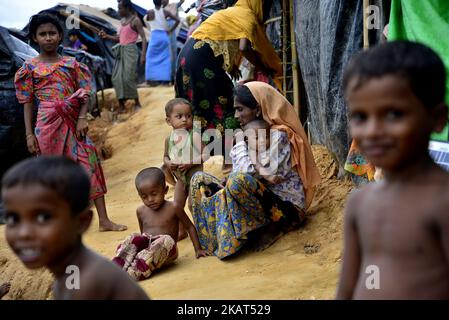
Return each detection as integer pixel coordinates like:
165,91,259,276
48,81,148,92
99,0,147,113
145,0,180,86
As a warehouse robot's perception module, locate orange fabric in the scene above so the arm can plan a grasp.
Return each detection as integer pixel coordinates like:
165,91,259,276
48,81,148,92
245,81,321,209
191,0,282,77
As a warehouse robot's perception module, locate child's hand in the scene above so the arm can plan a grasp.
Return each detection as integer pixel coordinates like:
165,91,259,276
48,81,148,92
178,163,194,173
76,118,88,140
264,175,284,185
195,249,210,258
165,159,178,171
98,30,106,39
26,134,40,155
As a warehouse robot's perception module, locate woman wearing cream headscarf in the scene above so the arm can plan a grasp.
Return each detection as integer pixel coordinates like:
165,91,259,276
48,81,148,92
175,0,280,159
189,82,321,259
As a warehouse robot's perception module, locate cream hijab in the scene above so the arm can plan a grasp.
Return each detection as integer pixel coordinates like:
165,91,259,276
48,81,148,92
244,81,321,209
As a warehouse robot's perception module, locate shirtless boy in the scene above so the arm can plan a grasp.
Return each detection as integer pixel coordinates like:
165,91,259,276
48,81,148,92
113,167,208,281
2,157,149,300
336,41,449,299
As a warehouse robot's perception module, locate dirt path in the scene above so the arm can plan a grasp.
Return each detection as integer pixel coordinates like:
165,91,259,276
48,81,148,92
0,87,353,300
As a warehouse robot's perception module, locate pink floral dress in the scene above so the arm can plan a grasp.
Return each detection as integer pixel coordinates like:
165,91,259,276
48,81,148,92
15,56,107,199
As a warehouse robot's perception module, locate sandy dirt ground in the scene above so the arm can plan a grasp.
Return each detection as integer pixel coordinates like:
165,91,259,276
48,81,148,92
0,87,353,300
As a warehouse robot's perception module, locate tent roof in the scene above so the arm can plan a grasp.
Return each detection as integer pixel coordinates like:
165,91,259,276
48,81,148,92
60,3,150,39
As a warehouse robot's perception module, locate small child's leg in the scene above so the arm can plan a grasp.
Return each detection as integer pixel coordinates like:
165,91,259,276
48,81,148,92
129,235,177,280
161,164,177,186
174,180,189,241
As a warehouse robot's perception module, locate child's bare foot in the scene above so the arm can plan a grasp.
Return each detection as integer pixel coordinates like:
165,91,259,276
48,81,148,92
0,282,11,299
99,219,128,232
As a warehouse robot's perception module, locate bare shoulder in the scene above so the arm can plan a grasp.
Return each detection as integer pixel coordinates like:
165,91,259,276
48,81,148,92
163,200,179,215
81,249,149,300
345,183,374,221
146,9,155,20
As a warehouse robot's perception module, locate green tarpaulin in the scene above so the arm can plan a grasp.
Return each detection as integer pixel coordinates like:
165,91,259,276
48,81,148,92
389,0,449,141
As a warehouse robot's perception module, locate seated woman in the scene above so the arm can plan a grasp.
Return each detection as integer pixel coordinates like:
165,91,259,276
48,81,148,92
189,81,321,259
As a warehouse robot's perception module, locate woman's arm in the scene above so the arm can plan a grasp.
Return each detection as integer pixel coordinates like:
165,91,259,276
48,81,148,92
239,38,274,77
132,17,147,66
24,102,39,155
98,29,119,42
164,10,181,33
254,130,289,180
230,139,256,174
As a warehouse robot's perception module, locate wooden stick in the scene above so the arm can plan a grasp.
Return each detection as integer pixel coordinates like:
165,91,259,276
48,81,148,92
59,9,102,34
289,0,300,116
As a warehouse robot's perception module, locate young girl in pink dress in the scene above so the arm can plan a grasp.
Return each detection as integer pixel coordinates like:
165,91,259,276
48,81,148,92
14,13,126,232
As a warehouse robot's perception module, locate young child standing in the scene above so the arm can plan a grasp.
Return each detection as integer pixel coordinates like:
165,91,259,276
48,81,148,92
2,157,148,300
112,167,209,281
162,98,204,239
336,41,449,299
14,13,126,232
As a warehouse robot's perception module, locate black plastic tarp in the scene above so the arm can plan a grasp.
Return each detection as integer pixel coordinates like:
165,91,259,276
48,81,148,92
0,26,37,222
293,0,390,171
23,4,118,79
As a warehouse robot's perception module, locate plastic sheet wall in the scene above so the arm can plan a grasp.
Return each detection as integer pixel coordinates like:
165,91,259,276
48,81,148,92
293,0,364,169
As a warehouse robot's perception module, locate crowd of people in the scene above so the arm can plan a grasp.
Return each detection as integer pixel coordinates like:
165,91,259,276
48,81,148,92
2,0,449,301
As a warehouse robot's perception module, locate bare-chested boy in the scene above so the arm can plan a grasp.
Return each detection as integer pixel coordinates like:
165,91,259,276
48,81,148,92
336,41,449,299
112,167,208,281
2,156,149,300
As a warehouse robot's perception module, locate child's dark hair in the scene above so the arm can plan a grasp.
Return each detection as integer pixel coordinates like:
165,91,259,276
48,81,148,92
68,29,79,37
243,119,270,131
154,0,162,6
28,13,64,41
165,98,192,117
2,156,90,215
343,41,446,109
234,85,259,109
120,0,134,10
135,167,166,189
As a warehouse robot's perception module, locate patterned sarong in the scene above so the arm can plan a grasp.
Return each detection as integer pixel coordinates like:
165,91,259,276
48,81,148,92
146,30,171,82
37,89,107,199
112,44,139,100
112,233,178,281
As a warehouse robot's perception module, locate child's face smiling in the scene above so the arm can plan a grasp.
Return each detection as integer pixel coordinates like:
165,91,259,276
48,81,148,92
136,181,168,210
3,184,84,270
33,23,62,54
166,104,193,130
347,75,436,171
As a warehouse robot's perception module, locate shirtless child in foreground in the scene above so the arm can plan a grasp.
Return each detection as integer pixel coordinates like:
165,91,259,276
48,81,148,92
113,167,208,280
336,41,449,299
2,157,148,300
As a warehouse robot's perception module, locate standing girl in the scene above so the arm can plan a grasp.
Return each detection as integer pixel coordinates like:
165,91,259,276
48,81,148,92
15,13,127,232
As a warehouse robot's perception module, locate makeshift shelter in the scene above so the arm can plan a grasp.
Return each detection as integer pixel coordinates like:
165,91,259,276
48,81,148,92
0,26,38,223
22,3,150,84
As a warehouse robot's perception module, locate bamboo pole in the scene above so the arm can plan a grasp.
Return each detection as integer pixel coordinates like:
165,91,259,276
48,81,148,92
289,0,300,116
59,9,101,34
282,0,288,96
